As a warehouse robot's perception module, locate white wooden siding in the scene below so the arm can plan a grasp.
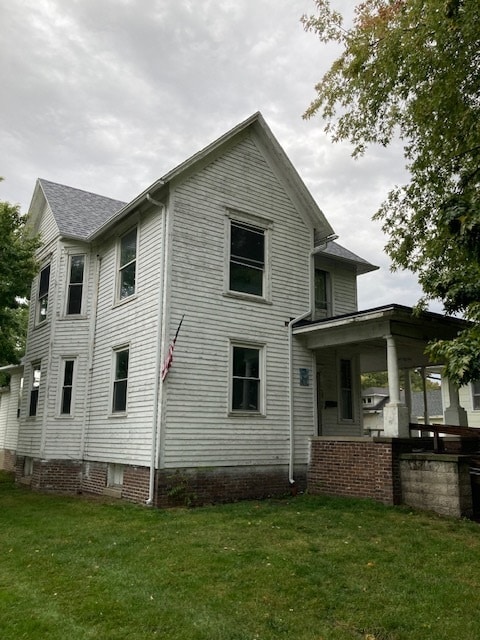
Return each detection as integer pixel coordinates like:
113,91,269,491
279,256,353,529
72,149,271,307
162,134,315,468
84,207,164,465
0,371,21,452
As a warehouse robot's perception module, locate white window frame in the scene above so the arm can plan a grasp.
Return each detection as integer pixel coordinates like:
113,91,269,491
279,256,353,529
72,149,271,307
28,362,41,417
314,268,332,318
36,263,51,324
111,345,130,415
472,381,480,410
107,463,124,487
225,211,272,303
116,227,138,302
58,357,77,417
229,340,266,416
65,253,86,316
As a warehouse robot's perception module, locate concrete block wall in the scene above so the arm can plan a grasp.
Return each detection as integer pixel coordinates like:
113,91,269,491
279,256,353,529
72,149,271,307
399,453,473,518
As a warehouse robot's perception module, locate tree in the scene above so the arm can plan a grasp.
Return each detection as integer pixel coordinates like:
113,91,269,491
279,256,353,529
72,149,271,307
302,0,480,385
0,193,40,370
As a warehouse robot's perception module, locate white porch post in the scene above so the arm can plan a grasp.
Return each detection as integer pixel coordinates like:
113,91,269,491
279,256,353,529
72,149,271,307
403,368,413,422
444,378,468,426
383,335,410,437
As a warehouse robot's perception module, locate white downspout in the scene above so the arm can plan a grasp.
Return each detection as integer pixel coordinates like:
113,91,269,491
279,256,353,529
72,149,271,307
288,234,338,485
146,193,166,506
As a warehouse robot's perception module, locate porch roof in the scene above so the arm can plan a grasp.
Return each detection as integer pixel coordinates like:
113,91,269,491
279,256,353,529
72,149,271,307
293,304,468,371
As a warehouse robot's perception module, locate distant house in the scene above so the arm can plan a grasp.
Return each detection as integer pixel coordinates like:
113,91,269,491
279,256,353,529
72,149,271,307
0,112,473,509
362,386,444,434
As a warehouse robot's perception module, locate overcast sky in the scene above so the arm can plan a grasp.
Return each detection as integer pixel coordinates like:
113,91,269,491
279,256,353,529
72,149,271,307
1,0,427,310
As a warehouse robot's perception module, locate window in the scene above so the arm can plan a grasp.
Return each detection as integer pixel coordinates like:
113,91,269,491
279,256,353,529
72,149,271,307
66,254,85,315
472,382,480,410
60,360,75,415
315,269,331,316
107,463,124,487
231,345,262,412
229,221,265,297
340,359,353,420
29,363,41,417
112,348,129,413
118,228,137,300
37,264,50,323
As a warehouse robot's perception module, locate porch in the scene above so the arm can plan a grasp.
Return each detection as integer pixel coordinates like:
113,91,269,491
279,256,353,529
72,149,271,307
295,305,480,518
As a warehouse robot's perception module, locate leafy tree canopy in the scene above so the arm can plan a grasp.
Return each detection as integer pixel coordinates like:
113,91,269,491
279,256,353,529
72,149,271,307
302,0,480,385
0,190,40,370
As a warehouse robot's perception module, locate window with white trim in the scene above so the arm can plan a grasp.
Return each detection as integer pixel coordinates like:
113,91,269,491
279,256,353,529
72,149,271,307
37,264,50,323
118,228,137,300
339,358,353,420
29,363,41,417
229,221,265,297
66,254,85,315
314,268,331,317
60,359,75,415
231,344,263,413
112,348,129,413
472,381,480,410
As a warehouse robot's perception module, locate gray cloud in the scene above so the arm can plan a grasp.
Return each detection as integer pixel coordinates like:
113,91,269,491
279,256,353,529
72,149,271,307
1,0,429,311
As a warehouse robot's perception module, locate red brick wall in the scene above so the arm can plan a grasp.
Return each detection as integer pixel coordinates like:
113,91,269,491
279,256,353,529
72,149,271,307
155,466,306,507
308,438,401,505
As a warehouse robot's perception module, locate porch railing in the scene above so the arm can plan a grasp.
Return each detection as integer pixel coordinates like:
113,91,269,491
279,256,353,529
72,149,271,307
409,423,480,453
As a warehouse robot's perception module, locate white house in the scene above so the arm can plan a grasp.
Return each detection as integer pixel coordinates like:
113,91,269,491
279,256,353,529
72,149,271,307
2,112,473,506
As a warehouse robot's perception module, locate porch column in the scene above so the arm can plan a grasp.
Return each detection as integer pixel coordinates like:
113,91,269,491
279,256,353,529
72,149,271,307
444,378,468,426
403,368,413,423
383,335,410,437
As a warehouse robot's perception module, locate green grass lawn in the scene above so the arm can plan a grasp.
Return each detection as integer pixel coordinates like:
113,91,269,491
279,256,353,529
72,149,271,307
1,471,480,640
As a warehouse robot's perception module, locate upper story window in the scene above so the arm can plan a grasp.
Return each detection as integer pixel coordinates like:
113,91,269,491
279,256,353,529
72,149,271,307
231,344,264,413
29,363,41,417
66,254,85,315
118,228,137,300
229,221,265,298
37,264,51,324
315,269,331,317
112,347,129,413
472,381,480,410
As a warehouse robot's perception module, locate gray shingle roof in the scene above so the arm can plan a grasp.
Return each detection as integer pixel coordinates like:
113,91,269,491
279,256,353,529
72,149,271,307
316,241,378,274
39,179,126,240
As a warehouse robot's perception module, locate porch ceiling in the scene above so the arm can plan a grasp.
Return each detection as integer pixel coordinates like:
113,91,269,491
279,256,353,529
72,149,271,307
293,304,468,372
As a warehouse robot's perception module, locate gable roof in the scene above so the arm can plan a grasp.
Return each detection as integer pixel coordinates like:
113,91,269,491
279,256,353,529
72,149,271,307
37,179,126,241
90,112,336,241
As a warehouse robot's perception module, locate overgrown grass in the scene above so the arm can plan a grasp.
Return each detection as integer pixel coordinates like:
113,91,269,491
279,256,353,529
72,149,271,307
1,471,480,639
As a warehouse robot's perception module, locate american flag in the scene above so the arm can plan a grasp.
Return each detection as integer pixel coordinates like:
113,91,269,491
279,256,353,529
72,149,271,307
161,315,184,381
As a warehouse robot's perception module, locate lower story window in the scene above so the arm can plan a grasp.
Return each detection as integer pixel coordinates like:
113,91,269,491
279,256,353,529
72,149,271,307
29,363,41,417
231,344,262,412
472,381,480,410
340,358,353,420
112,348,129,413
61,359,75,415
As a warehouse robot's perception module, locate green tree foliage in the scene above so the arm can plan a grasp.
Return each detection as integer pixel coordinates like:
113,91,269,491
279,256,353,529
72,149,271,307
0,195,39,369
302,0,480,385
361,370,440,390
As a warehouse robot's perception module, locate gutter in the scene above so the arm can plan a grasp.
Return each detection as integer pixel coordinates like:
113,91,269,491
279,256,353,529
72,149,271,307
146,194,166,506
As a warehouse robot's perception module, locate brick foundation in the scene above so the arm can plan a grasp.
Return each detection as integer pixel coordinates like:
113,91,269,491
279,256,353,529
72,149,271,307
155,465,305,507
13,457,304,507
